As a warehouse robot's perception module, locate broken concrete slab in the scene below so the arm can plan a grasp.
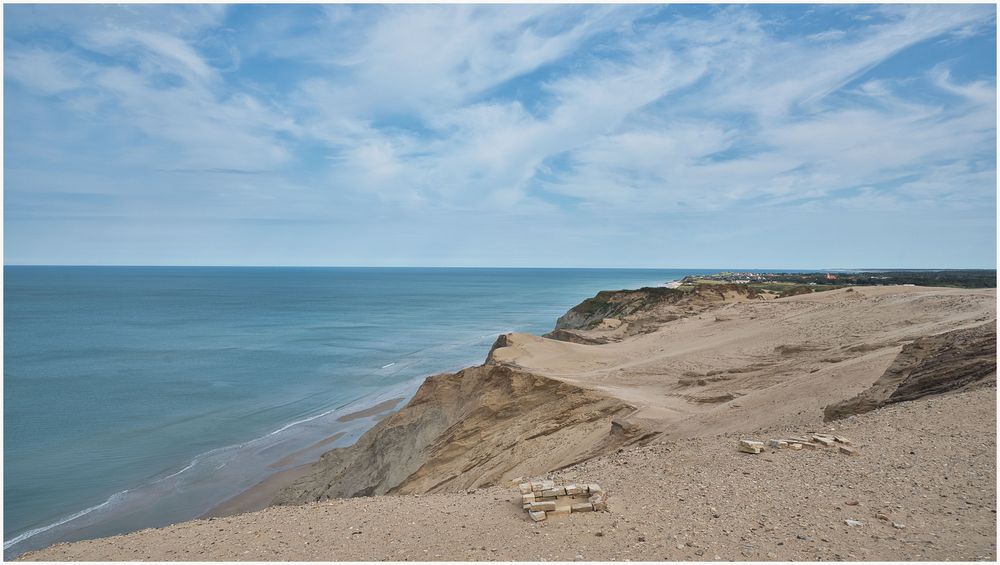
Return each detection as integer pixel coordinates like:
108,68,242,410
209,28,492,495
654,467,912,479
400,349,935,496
529,501,556,512
839,445,858,456
738,439,765,454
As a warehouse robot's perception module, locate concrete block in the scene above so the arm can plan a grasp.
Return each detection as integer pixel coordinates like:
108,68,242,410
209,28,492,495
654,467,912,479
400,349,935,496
522,493,535,504
518,483,532,495
589,492,608,512
541,487,566,497
529,510,547,522
811,435,835,447
565,484,583,496
587,484,603,494
839,445,858,456
834,436,853,445
766,439,788,448
540,480,555,490
788,443,803,451
530,481,544,492
788,440,817,449
571,503,595,513
739,439,765,454
529,501,556,512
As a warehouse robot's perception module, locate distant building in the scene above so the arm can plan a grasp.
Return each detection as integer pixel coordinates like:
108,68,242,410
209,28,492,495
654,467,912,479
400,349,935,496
826,273,838,280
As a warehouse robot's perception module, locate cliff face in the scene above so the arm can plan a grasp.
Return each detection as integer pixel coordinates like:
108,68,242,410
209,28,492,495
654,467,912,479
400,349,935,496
547,284,762,343
274,361,645,505
824,321,996,421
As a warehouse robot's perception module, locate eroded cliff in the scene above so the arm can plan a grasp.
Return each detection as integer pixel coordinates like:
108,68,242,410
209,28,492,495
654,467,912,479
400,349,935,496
824,321,996,421
274,362,646,504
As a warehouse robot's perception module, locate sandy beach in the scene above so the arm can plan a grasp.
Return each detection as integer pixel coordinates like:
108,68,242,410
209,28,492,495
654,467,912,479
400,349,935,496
19,284,996,561
203,396,406,519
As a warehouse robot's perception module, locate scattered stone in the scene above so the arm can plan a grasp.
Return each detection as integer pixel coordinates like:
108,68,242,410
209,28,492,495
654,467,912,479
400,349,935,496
739,439,765,454
845,519,865,527
676,544,685,550
590,492,608,512
839,446,859,456
530,501,556,512
529,510,547,522
812,435,836,447
892,522,905,529
846,500,859,506
834,436,853,445
518,483,532,495
876,513,889,521
788,443,803,451
767,439,789,448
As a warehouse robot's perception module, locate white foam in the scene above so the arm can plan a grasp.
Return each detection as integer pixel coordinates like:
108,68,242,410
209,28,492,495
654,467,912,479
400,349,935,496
3,489,129,550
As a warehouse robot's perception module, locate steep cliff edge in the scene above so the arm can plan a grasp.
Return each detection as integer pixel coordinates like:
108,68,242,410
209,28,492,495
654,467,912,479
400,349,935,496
274,361,646,505
546,284,763,343
824,321,996,421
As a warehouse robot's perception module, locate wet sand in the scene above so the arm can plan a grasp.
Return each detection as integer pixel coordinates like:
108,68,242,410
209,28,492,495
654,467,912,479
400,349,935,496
268,433,345,470
202,464,315,519
202,398,404,519
335,397,403,422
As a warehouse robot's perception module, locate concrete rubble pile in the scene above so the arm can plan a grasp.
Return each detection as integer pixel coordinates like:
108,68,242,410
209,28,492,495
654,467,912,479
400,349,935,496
739,433,858,455
515,480,607,522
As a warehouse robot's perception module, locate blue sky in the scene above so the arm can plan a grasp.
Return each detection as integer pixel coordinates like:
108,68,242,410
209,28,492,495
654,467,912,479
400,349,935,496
4,4,996,268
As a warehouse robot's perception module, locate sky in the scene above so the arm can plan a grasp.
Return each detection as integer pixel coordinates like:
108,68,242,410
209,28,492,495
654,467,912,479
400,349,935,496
3,3,997,268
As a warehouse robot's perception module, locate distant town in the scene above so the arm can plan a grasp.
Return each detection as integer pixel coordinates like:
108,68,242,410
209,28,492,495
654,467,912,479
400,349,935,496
675,270,996,291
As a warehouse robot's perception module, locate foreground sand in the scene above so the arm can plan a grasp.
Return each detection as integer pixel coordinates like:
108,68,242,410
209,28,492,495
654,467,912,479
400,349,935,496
22,387,995,561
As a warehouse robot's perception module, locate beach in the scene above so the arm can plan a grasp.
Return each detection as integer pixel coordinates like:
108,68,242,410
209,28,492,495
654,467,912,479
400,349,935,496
18,284,997,561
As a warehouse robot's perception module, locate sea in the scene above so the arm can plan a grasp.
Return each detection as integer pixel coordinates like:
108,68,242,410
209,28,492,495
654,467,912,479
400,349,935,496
4,266,721,557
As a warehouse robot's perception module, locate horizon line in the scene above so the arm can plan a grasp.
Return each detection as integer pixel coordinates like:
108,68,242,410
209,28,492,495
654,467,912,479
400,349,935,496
3,264,997,271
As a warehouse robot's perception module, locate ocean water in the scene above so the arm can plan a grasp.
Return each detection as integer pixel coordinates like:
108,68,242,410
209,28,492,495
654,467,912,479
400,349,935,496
4,266,717,556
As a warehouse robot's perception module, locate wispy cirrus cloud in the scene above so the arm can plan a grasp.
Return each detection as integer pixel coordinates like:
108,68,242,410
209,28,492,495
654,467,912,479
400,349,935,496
3,4,995,267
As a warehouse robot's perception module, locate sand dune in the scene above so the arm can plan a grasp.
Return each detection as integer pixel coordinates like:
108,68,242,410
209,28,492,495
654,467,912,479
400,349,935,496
18,285,996,561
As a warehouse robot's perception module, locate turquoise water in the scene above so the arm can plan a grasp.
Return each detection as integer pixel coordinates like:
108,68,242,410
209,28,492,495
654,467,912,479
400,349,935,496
4,266,716,556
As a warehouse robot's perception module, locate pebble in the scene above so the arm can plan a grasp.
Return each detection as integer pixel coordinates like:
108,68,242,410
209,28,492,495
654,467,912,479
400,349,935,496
845,520,865,527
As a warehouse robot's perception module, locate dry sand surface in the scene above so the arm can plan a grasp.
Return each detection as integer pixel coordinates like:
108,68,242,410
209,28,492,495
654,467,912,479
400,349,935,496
22,387,995,561
17,285,997,561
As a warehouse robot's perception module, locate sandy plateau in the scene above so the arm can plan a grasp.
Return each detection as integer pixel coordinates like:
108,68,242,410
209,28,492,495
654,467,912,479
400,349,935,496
20,285,997,561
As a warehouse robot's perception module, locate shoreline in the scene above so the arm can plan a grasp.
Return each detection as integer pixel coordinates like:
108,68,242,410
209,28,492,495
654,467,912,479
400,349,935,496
201,397,405,519
13,283,997,561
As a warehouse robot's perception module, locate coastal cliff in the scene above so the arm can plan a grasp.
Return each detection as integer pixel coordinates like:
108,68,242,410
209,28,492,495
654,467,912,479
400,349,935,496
546,284,762,343
274,361,648,504
18,284,997,562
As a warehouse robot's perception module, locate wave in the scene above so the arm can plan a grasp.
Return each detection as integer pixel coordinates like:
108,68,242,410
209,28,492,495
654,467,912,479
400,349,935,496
4,379,425,555
5,333,491,555
3,489,129,551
